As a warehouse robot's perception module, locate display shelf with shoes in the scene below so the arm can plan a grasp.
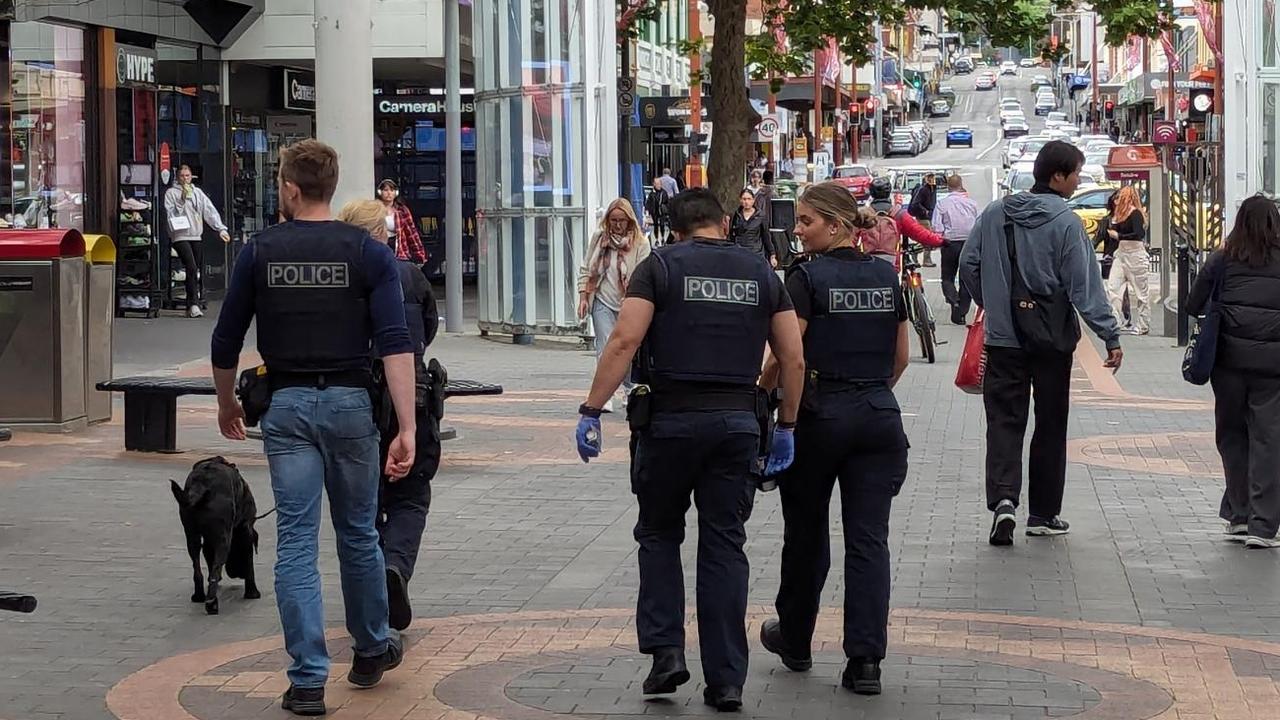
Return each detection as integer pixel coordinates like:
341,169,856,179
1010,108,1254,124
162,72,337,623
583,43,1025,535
116,164,161,318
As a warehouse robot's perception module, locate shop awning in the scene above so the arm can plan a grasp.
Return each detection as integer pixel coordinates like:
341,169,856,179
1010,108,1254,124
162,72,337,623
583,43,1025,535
749,78,839,113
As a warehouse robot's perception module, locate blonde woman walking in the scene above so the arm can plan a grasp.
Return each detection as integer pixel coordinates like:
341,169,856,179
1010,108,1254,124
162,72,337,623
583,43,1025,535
577,199,652,412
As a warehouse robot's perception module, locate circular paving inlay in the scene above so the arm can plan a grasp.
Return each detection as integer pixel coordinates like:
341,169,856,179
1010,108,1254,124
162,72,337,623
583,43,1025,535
109,606,1280,720
1068,431,1222,478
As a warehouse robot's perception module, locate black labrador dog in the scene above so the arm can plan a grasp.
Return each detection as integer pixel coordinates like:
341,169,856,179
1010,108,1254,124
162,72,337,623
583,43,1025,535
170,456,263,614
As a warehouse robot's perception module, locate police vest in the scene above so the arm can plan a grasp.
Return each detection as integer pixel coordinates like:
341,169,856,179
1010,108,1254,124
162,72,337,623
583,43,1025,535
252,223,372,374
397,261,428,359
638,240,774,387
798,251,900,381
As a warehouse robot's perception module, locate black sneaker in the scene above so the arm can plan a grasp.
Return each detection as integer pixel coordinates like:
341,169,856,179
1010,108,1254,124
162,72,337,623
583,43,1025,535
386,566,412,631
347,634,404,688
281,685,326,716
703,685,743,712
760,618,812,671
1026,515,1070,536
989,500,1016,546
841,658,882,695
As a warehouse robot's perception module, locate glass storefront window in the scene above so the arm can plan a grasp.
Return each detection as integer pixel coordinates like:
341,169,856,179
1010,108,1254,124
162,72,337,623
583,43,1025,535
1263,81,1280,196
1265,0,1280,69
5,21,86,230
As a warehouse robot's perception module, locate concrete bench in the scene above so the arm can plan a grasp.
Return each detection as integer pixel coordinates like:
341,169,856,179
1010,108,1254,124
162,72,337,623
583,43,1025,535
0,591,36,613
97,376,503,453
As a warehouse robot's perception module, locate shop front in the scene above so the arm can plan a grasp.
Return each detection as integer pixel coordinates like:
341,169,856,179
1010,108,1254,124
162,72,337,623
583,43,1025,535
374,91,478,281
634,95,700,186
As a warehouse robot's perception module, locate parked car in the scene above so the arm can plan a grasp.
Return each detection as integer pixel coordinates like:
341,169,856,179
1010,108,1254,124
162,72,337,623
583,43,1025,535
1009,137,1050,165
831,164,876,200
1002,161,1037,196
906,121,933,148
1001,138,1030,168
1003,119,1030,138
1032,74,1052,89
1000,60,1018,75
929,99,952,117
1046,111,1069,124
1034,97,1057,115
954,57,974,74
946,124,974,148
889,165,962,205
1019,58,1037,68
887,129,920,156
975,72,996,90
938,84,957,101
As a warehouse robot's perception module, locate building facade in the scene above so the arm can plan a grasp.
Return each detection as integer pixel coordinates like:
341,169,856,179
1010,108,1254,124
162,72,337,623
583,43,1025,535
1225,0,1278,224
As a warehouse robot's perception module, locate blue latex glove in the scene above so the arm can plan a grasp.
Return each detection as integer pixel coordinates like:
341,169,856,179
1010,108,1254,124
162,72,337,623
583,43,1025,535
765,427,795,476
576,415,602,462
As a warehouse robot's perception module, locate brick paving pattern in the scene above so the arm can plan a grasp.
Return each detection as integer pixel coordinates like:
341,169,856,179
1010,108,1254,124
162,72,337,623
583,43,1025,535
0,281,1274,720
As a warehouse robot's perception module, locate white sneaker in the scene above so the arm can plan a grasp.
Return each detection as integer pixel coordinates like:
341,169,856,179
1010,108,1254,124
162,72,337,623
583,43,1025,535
172,270,186,282
1225,524,1249,542
1245,535,1280,549
121,197,151,211
188,305,203,318
601,399,614,414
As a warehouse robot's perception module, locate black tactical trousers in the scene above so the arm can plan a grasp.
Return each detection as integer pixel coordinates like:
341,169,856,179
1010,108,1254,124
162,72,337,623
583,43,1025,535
377,405,442,580
940,240,971,316
774,387,908,661
631,410,759,689
1211,368,1280,538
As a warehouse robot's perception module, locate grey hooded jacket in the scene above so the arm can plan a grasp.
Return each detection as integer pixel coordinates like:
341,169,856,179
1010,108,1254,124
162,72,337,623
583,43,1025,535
959,190,1120,351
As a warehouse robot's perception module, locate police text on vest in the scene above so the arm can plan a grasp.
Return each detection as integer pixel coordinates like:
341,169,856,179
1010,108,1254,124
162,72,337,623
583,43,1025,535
829,287,895,313
267,263,350,288
684,276,760,306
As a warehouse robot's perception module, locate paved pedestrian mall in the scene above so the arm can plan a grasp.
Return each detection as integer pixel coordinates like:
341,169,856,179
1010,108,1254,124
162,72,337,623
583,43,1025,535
2,287,1277,720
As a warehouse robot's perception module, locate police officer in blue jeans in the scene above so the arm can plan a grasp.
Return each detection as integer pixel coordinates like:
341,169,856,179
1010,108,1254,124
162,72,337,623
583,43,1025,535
757,183,911,696
576,188,806,711
211,140,419,717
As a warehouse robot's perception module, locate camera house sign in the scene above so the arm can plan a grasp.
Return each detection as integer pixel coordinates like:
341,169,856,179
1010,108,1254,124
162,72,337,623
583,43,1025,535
283,69,316,112
117,44,157,88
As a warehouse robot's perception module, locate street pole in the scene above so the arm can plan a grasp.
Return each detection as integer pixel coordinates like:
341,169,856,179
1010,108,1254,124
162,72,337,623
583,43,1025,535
834,49,843,164
874,20,884,158
814,48,822,170
850,63,859,163
1091,12,1100,133
314,0,373,207
687,0,702,188
619,39,633,211
444,0,463,332
767,70,777,170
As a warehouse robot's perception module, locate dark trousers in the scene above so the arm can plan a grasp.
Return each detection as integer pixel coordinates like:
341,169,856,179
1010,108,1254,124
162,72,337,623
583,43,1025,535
376,404,442,580
940,241,971,315
1211,368,1280,538
775,387,908,661
174,240,203,308
632,410,759,689
983,346,1073,518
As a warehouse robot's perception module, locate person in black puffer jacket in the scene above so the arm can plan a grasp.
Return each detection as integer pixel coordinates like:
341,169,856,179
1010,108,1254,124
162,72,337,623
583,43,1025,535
1188,195,1280,549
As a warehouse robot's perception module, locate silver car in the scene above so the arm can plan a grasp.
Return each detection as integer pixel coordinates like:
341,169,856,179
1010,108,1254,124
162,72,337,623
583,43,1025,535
888,130,919,157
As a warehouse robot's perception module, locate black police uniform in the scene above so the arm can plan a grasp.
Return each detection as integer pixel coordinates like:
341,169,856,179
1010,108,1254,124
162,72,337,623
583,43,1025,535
375,260,442,582
772,247,909,664
626,238,792,690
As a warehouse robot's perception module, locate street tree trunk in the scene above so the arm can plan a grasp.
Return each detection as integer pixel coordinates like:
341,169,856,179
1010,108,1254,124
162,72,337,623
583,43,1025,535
706,0,759,214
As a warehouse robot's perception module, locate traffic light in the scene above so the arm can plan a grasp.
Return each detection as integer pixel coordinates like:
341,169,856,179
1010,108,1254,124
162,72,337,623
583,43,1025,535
849,102,862,121
1104,100,1115,120
690,132,709,157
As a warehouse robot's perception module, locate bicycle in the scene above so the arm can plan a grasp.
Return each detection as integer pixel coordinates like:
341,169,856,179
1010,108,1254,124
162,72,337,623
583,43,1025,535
901,242,938,364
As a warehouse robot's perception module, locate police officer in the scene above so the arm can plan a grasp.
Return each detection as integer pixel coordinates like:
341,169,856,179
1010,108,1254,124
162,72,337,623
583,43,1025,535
575,188,806,711
757,182,911,696
211,139,418,716
337,199,443,633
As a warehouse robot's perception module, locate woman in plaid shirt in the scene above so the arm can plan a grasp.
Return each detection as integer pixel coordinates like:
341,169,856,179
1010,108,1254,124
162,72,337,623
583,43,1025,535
378,179,427,265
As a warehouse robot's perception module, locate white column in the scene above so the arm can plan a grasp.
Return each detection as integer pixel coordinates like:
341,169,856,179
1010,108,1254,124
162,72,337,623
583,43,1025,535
314,0,374,208
445,0,464,332
1223,0,1252,227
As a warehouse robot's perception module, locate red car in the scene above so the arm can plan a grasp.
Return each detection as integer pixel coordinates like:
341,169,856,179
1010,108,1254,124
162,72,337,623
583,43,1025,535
831,164,875,200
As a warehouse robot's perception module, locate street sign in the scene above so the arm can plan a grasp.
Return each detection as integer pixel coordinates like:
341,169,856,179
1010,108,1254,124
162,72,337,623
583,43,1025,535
757,114,779,141
617,91,634,116
618,77,634,94
1152,121,1178,145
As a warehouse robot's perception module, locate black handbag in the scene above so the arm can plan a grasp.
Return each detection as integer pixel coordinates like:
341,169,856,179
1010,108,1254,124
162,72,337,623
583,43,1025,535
1003,212,1081,354
1182,262,1224,385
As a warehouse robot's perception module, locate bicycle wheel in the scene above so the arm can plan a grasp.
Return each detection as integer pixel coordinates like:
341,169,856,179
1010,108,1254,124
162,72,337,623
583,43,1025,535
912,288,937,363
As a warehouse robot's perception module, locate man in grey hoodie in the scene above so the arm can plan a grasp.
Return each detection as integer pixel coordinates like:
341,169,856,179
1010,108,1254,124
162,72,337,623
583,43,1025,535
959,141,1123,547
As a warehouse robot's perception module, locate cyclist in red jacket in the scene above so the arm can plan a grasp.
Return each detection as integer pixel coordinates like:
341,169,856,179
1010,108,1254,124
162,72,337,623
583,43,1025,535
861,178,943,271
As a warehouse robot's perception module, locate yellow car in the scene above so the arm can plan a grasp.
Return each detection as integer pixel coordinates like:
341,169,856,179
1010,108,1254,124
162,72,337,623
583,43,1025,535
1065,186,1114,247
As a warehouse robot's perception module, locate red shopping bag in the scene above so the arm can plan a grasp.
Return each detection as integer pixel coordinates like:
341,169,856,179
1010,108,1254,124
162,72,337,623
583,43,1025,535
954,309,987,394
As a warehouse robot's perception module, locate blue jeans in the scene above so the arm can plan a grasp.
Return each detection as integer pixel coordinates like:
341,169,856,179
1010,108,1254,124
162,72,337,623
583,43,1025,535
592,299,632,393
260,386,390,688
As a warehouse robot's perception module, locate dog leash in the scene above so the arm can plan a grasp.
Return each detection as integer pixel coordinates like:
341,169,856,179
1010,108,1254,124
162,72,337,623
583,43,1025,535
255,508,277,520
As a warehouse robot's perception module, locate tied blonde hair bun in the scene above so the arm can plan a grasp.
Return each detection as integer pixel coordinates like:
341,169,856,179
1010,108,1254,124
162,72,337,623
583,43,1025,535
338,199,390,242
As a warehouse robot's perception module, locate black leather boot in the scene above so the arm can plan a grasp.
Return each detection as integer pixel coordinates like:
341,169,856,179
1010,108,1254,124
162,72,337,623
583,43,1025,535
841,657,882,695
759,618,812,671
642,646,690,695
703,685,743,712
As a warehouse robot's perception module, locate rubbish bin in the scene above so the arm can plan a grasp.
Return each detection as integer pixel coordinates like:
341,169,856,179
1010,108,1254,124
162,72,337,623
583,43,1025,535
0,229,88,430
83,235,115,424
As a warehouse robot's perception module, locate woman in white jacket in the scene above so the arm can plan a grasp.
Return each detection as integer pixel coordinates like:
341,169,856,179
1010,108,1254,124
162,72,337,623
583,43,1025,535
164,165,230,317
576,199,652,412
